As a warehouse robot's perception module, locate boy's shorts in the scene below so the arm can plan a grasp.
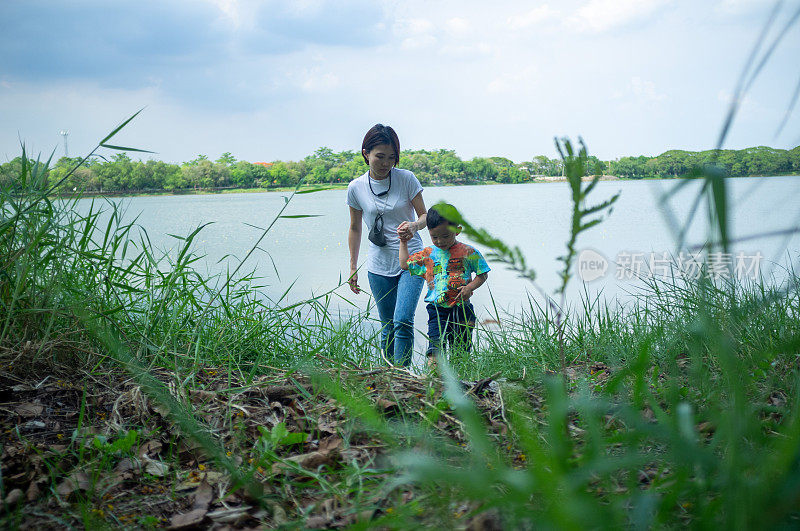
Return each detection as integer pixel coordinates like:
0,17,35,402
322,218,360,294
425,302,476,356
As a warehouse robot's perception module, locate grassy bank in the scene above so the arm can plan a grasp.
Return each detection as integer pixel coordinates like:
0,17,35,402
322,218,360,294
2,134,799,529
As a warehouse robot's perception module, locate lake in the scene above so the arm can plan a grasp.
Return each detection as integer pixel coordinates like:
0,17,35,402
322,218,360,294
78,176,800,345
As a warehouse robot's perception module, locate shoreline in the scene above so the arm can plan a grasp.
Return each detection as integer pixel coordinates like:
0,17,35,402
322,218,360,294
55,173,798,199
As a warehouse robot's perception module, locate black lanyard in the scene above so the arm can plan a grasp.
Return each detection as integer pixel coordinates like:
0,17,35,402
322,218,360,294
368,170,391,197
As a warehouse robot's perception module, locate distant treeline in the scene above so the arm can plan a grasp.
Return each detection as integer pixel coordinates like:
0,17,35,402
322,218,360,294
1,145,798,194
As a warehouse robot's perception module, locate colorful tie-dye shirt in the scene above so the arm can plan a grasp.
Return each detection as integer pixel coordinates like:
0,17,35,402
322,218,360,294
407,241,491,307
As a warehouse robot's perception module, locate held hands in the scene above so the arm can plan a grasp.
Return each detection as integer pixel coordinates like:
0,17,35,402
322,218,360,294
397,221,416,242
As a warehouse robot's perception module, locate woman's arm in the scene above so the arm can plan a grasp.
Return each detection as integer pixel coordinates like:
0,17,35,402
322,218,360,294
348,207,363,294
398,191,428,238
410,191,427,231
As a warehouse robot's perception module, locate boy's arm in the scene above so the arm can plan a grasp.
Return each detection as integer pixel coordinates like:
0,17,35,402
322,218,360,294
399,240,410,270
457,272,487,301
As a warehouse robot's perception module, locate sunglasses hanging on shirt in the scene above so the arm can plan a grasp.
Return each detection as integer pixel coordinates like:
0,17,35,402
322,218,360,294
368,212,387,247
367,171,391,247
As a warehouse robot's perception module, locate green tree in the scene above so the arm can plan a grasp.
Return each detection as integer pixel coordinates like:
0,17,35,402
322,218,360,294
216,152,237,166
230,161,258,188
97,153,134,190
468,157,499,181
593,160,607,176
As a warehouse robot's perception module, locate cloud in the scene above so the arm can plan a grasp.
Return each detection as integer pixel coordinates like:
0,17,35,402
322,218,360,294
487,67,538,94
249,0,388,49
393,17,435,36
630,77,667,102
0,1,229,83
445,17,472,36
0,0,390,111
507,5,561,30
567,0,673,33
394,17,437,50
401,35,438,50
439,42,492,57
296,68,341,93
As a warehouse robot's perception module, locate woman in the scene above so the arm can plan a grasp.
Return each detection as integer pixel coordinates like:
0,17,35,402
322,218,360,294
346,124,427,367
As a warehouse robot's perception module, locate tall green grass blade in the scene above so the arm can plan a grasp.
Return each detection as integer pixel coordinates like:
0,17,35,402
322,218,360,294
99,108,145,145
98,144,155,154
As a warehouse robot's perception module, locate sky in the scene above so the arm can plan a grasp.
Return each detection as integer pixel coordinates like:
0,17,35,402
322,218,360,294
1,0,799,165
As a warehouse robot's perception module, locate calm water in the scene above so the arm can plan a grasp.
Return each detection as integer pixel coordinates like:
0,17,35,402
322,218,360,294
77,176,800,340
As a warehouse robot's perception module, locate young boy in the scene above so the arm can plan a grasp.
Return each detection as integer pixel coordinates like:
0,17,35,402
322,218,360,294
399,205,490,363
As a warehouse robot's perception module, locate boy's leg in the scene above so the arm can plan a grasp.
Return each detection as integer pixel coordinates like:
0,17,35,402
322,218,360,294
367,272,399,363
426,303,446,363
392,271,425,367
452,302,477,354
442,306,458,353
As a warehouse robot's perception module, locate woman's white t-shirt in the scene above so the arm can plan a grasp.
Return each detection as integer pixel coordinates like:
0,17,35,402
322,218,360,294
346,167,424,277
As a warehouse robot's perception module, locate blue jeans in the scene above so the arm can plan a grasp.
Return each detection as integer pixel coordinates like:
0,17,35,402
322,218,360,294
367,271,424,366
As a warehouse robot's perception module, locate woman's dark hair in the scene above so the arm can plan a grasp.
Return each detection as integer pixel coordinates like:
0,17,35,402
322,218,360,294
361,124,400,165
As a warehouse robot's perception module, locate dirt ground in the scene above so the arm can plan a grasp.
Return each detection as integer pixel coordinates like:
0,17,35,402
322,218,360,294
0,347,546,529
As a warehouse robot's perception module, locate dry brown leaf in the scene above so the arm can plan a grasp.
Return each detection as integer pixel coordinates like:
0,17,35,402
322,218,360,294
207,506,252,524
203,470,226,485
319,436,343,454
143,456,168,477
288,451,331,468
697,422,715,434
317,414,340,434
168,508,208,530
489,420,508,436
176,477,202,491
305,515,328,528
769,391,787,408
114,457,140,474
376,398,399,415
178,438,204,453
26,481,41,502
15,403,43,417
189,389,217,402
4,488,24,507
273,447,339,473
193,480,214,510
56,471,90,498
271,503,288,526
263,384,307,400
139,439,163,459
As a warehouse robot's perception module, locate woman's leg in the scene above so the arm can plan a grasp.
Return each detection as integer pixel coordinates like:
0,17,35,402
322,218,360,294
367,272,399,363
392,270,425,367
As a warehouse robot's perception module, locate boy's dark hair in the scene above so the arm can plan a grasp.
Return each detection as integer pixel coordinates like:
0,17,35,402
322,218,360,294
426,205,457,230
361,124,400,165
